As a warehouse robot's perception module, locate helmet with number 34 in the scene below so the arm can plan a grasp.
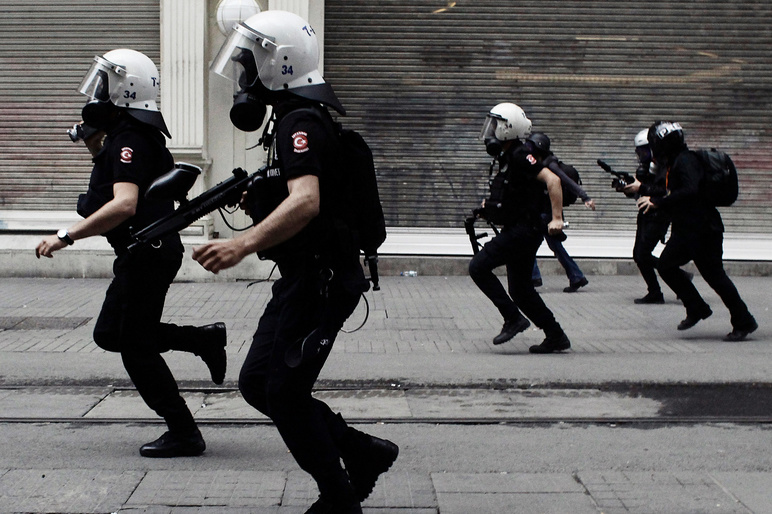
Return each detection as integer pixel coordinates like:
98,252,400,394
211,10,345,117
77,48,170,137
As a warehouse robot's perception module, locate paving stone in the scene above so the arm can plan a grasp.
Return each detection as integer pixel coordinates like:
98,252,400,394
126,470,285,508
432,472,596,514
710,472,772,514
0,386,108,418
0,468,143,513
578,471,750,513
314,389,412,419
85,390,205,419
407,388,661,419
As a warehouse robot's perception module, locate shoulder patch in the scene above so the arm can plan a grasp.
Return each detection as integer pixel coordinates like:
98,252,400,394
120,147,134,164
526,154,537,165
292,131,309,153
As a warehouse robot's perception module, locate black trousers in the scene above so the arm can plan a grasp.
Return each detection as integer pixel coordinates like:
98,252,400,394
239,262,364,498
468,224,562,336
658,227,755,329
93,248,201,434
633,212,670,295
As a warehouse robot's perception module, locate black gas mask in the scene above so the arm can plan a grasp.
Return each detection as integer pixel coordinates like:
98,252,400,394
81,99,118,130
229,48,270,132
484,137,502,157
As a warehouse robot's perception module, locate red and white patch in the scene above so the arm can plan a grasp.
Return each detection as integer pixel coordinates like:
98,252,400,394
292,131,309,153
526,154,537,165
120,147,134,164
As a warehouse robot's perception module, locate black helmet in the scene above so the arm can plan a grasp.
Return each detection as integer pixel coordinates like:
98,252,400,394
647,121,685,165
526,132,551,154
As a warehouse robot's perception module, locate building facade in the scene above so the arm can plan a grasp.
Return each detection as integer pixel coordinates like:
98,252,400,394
1,0,770,278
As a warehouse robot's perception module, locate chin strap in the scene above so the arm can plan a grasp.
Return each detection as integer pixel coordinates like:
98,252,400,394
258,111,276,150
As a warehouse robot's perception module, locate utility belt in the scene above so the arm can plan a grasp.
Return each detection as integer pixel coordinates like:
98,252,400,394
276,253,326,277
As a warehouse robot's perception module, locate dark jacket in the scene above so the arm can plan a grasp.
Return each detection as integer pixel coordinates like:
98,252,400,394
79,115,181,254
651,149,723,233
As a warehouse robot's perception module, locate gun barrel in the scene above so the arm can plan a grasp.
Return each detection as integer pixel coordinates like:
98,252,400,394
128,167,257,251
596,159,635,182
597,159,621,176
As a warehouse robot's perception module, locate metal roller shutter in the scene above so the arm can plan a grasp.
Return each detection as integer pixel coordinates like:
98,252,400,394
324,1,772,234
0,0,160,211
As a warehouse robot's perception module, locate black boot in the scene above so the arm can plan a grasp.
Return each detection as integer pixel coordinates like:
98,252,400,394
724,317,758,342
493,316,531,345
139,428,206,458
563,277,588,293
307,472,362,514
196,323,227,384
305,497,362,514
529,331,571,354
677,307,712,330
341,433,399,502
634,291,665,304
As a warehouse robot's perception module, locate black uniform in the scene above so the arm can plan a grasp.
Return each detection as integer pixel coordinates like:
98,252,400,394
469,141,566,343
87,116,218,439
633,163,671,298
238,102,391,506
653,149,756,330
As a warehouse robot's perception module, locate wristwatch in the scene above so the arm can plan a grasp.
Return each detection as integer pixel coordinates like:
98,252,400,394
57,229,74,246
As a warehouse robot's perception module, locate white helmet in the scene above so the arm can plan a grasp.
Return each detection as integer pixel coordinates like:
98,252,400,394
78,49,170,137
210,10,344,114
480,103,532,142
634,128,649,148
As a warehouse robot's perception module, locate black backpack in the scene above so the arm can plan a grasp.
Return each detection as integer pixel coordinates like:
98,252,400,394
695,148,738,207
544,155,582,207
288,107,386,259
334,125,387,258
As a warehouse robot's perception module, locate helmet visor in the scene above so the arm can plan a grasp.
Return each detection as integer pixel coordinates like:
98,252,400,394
210,23,276,87
479,114,502,141
78,55,126,102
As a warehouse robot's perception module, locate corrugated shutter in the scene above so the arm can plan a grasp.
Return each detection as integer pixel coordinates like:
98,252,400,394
324,1,772,234
0,0,160,211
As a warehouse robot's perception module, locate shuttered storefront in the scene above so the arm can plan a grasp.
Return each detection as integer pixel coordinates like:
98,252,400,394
0,1,160,211
324,1,772,234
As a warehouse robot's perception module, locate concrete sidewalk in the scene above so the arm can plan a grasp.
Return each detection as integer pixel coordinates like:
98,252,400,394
0,273,770,513
1,273,769,386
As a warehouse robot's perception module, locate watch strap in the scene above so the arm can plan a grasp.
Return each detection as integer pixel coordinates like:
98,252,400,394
58,229,74,245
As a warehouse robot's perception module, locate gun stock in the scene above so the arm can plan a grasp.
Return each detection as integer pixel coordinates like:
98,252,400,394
128,167,263,251
464,215,491,255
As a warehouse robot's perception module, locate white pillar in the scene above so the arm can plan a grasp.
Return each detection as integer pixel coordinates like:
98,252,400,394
160,0,211,240
160,0,208,166
268,0,308,19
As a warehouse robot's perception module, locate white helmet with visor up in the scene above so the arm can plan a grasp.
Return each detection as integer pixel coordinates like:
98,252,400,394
210,10,344,114
480,103,532,142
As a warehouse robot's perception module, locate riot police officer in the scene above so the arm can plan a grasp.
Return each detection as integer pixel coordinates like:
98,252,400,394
470,103,571,353
623,129,672,304
195,11,397,514
35,49,227,457
637,121,758,340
